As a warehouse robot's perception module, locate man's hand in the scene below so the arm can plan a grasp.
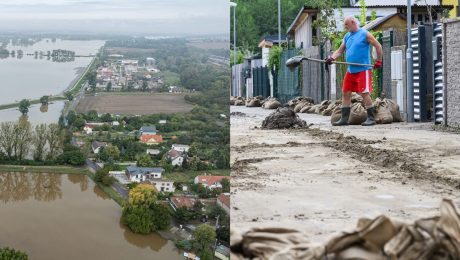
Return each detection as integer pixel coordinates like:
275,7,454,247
325,56,335,65
374,60,382,69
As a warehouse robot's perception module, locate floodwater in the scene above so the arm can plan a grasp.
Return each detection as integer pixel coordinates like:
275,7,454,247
0,38,104,104
0,173,182,260
0,101,65,125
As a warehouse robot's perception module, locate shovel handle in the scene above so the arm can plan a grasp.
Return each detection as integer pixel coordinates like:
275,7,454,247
305,57,373,67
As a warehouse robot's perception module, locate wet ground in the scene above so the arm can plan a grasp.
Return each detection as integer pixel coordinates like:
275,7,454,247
230,106,460,242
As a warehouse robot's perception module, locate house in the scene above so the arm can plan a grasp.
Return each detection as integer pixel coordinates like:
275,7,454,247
362,13,407,31
139,125,157,135
112,121,120,127
84,122,105,134
194,175,230,190
146,149,160,156
335,1,453,31
126,166,164,182
286,6,319,50
258,35,289,67
159,120,167,124
165,149,186,167
139,134,163,145
150,178,175,193
109,171,130,184
171,144,190,153
91,141,107,154
217,193,230,214
169,196,197,211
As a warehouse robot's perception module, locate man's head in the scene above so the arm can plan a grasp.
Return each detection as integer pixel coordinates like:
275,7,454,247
344,16,360,32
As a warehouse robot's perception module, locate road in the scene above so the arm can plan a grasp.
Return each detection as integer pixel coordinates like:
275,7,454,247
230,106,460,243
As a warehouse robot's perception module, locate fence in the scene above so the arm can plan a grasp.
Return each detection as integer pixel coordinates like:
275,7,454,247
231,64,244,97
301,46,325,103
252,66,271,98
276,49,301,103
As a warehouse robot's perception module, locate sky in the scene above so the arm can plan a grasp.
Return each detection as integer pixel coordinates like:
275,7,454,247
0,0,229,36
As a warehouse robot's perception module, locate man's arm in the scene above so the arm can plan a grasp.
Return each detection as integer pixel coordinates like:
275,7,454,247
331,41,346,60
366,32,382,61
325,41,345,64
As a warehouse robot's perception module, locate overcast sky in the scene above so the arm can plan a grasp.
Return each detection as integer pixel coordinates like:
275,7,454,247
0,0,229,36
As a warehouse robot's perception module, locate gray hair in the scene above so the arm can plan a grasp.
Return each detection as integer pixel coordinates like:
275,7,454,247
344,16,360,27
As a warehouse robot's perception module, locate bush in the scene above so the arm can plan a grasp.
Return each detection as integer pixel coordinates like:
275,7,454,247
101,175,115,186
122,205,155,234
0,247,28,260
56,150,86,166
174,240,193,251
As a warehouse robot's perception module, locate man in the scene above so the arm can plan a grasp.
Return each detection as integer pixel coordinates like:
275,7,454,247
325,16,383,126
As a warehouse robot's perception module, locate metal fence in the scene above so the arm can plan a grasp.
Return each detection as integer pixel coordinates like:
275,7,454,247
252,66,270,98
301,46,324,103
231,64,244,97
276,49,301,103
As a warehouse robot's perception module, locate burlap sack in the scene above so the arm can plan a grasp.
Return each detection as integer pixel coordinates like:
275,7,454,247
234,99,245,106
374,99,393,124
246,98,261,107
300,105,314,113
331,106,342,124
349,102,368,125
307,104,321,114
351,92,363,103
384,99,403,122
294,101,310,113
322,100,341,116
263,99,282,109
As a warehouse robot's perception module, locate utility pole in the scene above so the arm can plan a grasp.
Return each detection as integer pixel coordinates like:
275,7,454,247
407,0,414,122
278,0,281,43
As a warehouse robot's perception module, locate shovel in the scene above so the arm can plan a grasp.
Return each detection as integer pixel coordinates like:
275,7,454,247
286,55,373,71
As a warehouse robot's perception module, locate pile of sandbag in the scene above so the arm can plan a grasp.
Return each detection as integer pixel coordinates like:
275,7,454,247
262,98,283,110
286,96,315,109
373,98,403,124
330,102,368,125
261,107,308,129
321,100,342,116
245,96,263,107
231,199,460,260
231,96,246,106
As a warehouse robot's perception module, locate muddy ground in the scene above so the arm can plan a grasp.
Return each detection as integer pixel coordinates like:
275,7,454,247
230,106,460,242
76,93,193,115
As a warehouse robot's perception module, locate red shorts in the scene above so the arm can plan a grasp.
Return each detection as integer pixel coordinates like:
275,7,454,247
343,70,372,94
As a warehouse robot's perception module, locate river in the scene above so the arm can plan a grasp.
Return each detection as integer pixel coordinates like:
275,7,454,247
0,172,182,260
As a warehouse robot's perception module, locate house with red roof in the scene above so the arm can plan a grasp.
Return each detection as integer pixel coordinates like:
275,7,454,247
217,193,230,214
139,134,163,145
194,175,230,190
169,196,197,212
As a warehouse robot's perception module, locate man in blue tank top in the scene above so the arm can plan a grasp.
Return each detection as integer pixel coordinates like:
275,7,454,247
325,16,383,126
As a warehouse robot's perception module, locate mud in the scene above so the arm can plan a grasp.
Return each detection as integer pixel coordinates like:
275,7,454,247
261,107,311,129
231,106,460,243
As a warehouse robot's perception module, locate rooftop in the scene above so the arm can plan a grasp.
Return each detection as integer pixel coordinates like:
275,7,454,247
126,166,164,175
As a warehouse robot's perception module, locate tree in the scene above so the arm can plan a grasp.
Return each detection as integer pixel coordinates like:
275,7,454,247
193,224,216,256
141,80,149,91
13,120,32,160
40,95,49,105
65,91,74,101
151,204,172,230
221,178,230,193
137,153,154,167
86,110,99,121
106,81,112,92
122,206,156,234
33,124,48,161
46,124,64,160
128,183,157,207
0,247,28,260
99,144,120,162
66,111,77,126
18,99,31,115
0,122,16,159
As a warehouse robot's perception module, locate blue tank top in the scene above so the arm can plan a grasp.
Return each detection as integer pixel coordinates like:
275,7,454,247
344,28,372,73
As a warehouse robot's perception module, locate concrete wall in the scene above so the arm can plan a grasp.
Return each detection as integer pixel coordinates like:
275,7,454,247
443,17,460,127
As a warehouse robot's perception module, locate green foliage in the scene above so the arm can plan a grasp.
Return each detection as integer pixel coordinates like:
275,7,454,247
65,91,74,101
122,205,156,234
137,153,154,167
106,81,112,92
0,247,28,260
56,150,86,166
40,95,49,105
151,204,172,230
193,224,216,255
94,168,109,183
230,50,244,66
175,240,193,251
268,45,283,72
99,145,120,162
310,0,341,44
370,10,377,22
220,178,230,193
18,99,31,115
359,0,367,26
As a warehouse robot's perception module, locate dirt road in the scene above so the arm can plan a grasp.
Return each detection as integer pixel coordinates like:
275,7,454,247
230,106,460,242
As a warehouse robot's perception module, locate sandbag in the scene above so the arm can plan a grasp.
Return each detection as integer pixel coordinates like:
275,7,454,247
374,98,393,124
294,101,310,113
322,101,341,116
263,99,283,109
246,98,261,107
307,104,321,114
300,105,314,113
351,93,363,103
384,99,403,122
331,106,342,124
349,102,368,125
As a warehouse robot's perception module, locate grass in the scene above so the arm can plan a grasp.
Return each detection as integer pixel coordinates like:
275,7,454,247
68,57,97,95
0,96,67,111
164,169,230,183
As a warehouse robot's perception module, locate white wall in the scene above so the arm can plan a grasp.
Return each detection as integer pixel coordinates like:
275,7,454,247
295,15,314,50
335,8,397,31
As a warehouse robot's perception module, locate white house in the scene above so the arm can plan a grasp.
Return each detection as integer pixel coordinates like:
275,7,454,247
91,141,107,154
194,175,230,190
165,149,186,167
146,149,160,156
125,166,164,183
150,178,175,193
171,144,190,153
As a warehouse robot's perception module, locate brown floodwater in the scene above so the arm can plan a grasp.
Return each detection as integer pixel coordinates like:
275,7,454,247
0,172,182,260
